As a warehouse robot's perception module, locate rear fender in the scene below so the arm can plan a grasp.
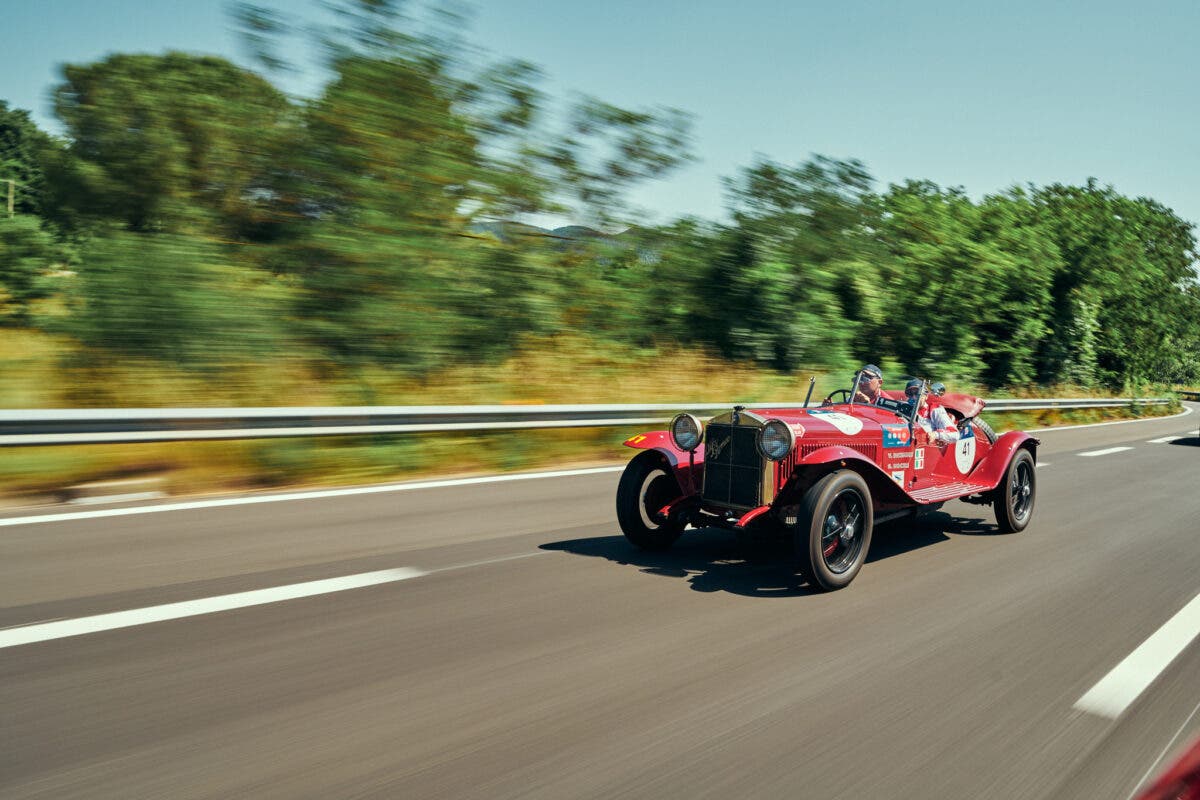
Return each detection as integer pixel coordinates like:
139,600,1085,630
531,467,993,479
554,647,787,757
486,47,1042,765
966,430,1039,490
623,431,703,495
778,445,914,506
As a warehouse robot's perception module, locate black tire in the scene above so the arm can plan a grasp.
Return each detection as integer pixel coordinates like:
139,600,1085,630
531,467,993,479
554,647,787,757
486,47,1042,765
616,452,685,551
993,448,1035,533
795,470,874,591
974,417,998,445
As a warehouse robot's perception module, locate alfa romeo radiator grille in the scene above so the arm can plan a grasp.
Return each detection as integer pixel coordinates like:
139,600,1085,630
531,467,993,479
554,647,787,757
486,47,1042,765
702,423,762,508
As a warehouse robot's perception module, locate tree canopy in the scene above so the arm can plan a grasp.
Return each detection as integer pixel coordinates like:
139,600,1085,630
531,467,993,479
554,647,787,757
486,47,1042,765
1,0,1196,391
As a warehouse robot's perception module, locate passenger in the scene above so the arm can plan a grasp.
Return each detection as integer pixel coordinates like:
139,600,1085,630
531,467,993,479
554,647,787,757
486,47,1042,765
906,379,959,445
852,364,885,404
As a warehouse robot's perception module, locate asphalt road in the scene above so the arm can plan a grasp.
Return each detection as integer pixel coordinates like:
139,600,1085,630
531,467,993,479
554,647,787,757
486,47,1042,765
3,407,1199,799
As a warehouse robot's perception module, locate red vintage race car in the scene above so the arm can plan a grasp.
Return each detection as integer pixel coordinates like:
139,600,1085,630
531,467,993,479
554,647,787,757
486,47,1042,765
615,376,1039,590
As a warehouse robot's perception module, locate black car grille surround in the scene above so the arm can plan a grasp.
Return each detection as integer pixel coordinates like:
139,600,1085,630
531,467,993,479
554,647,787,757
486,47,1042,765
702,423,763,508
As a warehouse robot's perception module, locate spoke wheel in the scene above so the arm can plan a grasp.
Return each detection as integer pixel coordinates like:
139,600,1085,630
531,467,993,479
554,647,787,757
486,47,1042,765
820,490,867,574
993,448,1036,533
795,470,874,591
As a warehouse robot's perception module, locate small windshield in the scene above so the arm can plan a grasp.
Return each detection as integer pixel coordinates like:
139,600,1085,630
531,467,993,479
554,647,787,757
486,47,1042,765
847,371,929,424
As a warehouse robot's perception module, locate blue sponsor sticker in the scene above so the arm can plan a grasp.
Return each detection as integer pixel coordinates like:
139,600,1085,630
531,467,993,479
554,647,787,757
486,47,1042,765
881,424,912,449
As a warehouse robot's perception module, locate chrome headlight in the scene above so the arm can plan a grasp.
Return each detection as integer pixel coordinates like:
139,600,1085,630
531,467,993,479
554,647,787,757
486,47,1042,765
670,413,703,451
758,418,796,461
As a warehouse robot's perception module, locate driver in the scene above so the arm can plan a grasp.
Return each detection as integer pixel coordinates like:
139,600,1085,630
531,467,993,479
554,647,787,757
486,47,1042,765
853,364,884,404
906,379,959,445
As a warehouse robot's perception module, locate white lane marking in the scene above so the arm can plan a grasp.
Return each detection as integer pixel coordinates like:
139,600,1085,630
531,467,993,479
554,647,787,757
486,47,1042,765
1075,592,1200,719
1037,462,1050,468
0,568,426,649
0,466,625,528
1030,403,1193,432
1079,446,1134,457
1125,697,1200,800
1147,435,1182,444
428,551,550,573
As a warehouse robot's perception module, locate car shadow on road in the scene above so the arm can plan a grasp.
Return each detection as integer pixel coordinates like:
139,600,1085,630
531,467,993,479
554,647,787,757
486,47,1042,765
912,509,1001,536
1168,436,1200,447
541,516,961,597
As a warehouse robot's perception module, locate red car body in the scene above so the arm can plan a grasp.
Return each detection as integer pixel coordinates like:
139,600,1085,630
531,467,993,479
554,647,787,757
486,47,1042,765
1134,735,1200,800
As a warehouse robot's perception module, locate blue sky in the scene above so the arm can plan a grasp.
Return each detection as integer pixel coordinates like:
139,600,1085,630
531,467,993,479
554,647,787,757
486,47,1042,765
3,0,1198,230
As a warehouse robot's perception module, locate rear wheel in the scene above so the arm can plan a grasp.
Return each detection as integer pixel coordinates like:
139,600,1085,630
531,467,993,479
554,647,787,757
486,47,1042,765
993,448,1035,533
616,452,685,551
795,470,874,591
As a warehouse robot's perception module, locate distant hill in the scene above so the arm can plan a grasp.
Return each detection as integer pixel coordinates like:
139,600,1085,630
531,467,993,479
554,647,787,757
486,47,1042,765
466,220,659,263
468,220,626,244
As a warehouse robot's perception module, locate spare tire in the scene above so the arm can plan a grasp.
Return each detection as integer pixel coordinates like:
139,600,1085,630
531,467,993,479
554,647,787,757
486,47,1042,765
974,417,998,445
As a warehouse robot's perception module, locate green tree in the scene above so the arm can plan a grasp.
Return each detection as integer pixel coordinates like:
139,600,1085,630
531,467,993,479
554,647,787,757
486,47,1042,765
1031,182,1199,385
53,52,293,234
0,216,61,323
0,102,61,219
711,156,879,370
67,230,284,364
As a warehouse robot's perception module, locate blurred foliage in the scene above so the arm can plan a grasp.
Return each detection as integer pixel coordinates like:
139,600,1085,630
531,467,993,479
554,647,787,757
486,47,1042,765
0,0,1194,457
61,230,287,365
0,216,63,323
1,101,63,218
52,53,294,235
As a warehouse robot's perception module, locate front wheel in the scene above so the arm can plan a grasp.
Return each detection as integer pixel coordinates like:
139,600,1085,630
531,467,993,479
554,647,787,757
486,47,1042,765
795,470,874,591
993,448,1036,533
616,452,685,551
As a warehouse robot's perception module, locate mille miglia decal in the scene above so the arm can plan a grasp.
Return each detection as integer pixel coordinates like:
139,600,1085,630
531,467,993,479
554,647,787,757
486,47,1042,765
881,424,912,449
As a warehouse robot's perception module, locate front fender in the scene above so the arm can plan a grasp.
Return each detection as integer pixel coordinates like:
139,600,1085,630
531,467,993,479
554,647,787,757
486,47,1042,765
623,431,703,494
967,430,1039,489
787,445,914,505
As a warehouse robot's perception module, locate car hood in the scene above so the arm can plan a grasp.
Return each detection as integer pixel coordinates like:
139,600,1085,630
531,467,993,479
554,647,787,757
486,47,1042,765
741,404,908,438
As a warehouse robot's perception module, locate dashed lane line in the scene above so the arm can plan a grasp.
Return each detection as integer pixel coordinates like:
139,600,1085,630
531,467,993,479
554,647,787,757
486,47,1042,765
0,568,428,649
1147,435,1182,444
0,552,550,650
1075,592,1200,719
1079,446,1134,457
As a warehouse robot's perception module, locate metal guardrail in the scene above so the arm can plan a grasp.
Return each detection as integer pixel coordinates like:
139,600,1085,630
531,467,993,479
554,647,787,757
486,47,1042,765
0,397,1174,447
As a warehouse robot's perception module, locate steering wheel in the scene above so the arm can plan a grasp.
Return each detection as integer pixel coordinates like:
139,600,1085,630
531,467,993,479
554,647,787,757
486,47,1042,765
821,389,853,406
